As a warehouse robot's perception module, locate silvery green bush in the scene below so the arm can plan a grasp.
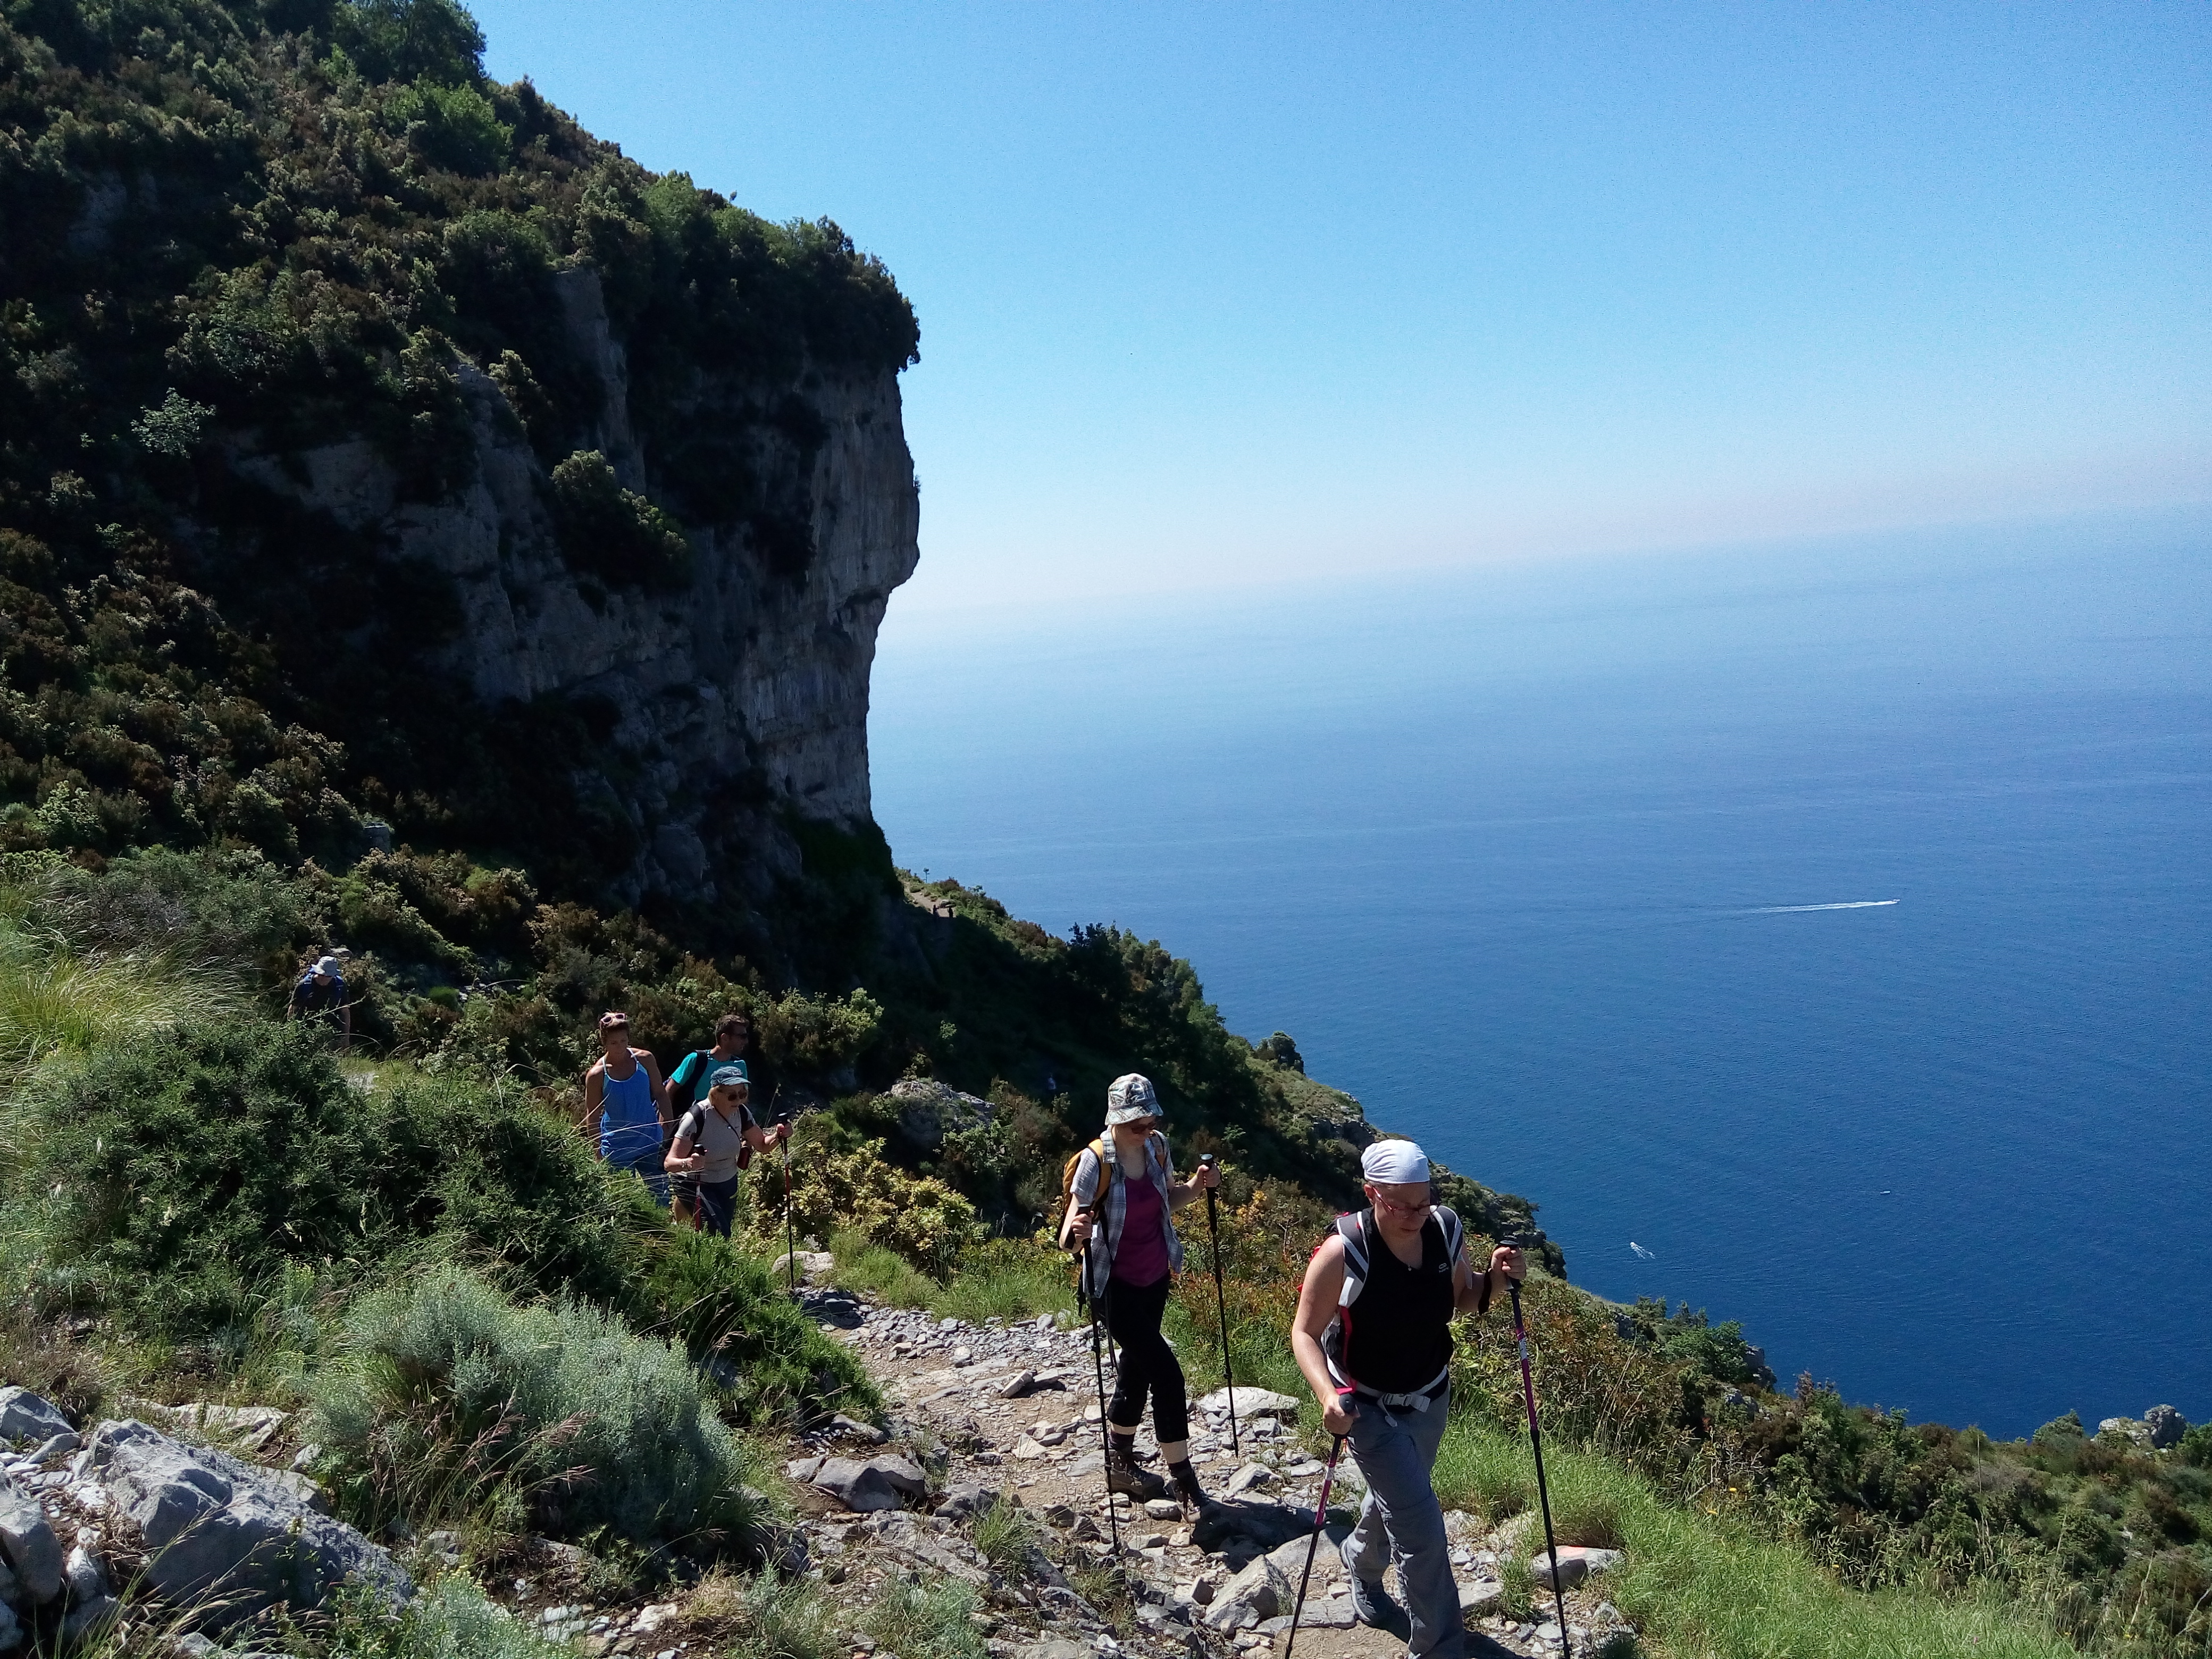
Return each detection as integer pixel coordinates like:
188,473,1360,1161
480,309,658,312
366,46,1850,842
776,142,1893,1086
314,1266,763,1548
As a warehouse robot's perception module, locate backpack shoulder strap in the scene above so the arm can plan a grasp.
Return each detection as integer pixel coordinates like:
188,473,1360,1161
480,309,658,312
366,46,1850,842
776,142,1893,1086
1335,1209,1372,1307
1435,1205,1464,1264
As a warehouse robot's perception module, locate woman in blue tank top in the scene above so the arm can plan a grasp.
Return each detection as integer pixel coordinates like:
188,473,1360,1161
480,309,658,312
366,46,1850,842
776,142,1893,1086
582,1011,671,1205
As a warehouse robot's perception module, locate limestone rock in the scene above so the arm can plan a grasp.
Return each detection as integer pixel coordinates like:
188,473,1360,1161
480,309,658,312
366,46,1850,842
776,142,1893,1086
1530,1545,1623,1591
2098,1417,2152,1447
64,1540,108,1602
774,1250,837,1285
1191,1498,1313,1554
1197,1387,1302,1421
1224,1463,1276,1497
21,1435,77,1467
1456,1577,1505,1619
1263,1523,1351,1585
885,1079,994,1151
0,1477,62,1603
936,1481,1013,1522
86,1418,412,1624
810,1453,928,1513
57,1594,118,1645
230,275,921,907
0,1393,70,1447
1204,1553,1291,1630
2145,1405,2189,1451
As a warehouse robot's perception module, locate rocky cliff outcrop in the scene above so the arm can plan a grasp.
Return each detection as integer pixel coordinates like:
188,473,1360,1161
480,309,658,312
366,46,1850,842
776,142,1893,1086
225,266,918,911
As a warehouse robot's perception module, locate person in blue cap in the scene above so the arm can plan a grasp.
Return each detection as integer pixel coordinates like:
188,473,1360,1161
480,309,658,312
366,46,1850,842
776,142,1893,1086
665,1065,789,1237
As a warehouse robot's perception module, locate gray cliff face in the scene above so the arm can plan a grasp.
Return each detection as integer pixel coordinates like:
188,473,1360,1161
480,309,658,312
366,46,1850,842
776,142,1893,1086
232,267,919,911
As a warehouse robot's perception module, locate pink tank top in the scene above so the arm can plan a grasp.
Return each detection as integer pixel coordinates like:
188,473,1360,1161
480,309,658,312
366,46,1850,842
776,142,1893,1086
1112,1164,1171,1287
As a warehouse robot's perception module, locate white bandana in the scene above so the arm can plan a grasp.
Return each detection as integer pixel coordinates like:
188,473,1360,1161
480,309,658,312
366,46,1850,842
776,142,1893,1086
1361,1139,1431,1185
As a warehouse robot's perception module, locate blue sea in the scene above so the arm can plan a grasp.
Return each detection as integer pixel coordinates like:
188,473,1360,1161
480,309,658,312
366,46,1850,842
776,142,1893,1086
868,510,2212,1439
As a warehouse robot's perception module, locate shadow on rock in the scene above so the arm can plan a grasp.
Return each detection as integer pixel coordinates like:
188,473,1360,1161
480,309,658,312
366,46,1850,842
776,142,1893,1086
1192,1499,1355,1568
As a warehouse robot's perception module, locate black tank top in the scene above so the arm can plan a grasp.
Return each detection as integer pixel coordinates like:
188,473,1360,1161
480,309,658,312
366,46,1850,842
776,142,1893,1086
1341,1210,1456,1394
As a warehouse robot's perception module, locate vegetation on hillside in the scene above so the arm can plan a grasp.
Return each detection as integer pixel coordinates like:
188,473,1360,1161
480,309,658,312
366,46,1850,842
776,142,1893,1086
0,0,913,908
2,4,2203,1656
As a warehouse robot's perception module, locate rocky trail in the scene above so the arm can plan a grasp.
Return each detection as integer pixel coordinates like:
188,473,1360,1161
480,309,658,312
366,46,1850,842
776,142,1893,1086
786,1274,1639,1659
0,1275,1638,1659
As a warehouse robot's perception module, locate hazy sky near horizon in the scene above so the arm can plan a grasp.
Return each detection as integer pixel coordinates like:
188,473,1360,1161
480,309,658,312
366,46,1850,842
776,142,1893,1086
471,2,2212,608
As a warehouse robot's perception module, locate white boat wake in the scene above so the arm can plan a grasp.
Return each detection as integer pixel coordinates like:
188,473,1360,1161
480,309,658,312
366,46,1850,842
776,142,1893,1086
1629,1242,1655,1260
1745,899,1899,915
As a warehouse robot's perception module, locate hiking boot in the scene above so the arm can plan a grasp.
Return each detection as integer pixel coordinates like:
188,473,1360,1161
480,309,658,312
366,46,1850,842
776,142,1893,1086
1106,1443,1168,1501
1167,1457,1211,1512
1347,1574,1400,1631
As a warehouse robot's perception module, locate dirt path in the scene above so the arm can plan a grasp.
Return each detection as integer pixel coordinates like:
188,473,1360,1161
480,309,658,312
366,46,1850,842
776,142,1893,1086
786,1283,1637,1659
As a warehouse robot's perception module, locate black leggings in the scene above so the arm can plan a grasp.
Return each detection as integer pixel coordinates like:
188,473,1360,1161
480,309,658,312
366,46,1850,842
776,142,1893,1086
1104,1273,1188,1445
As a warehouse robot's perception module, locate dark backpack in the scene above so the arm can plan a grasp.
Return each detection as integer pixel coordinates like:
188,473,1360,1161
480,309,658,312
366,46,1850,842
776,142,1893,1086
668,1050,717,1116
1320,1204,1464,1378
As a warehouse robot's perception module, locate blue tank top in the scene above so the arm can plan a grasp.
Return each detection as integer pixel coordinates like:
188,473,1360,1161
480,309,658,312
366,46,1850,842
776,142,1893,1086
598,1057,660,1162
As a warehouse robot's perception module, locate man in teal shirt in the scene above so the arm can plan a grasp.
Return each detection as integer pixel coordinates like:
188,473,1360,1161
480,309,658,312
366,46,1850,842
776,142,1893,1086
668,1011,753,1114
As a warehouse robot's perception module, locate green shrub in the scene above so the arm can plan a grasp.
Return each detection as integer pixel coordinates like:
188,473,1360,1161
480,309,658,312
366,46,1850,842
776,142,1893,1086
319,1574,578,1658
549,450,691,590
314,1265,763,1548
332,0,488,87
756,987,883,1073
751,1119,977,1272
1,1017,659,1336
642,1229,876,1424
387,78,512,174
2179,1424,2212,1470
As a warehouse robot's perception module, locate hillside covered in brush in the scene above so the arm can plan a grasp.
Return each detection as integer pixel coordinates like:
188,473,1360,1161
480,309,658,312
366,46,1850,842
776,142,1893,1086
0,0,1531,1225
3,5,2209,1657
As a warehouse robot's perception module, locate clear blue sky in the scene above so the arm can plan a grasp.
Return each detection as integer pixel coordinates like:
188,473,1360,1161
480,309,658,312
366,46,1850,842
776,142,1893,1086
472,2,2211,608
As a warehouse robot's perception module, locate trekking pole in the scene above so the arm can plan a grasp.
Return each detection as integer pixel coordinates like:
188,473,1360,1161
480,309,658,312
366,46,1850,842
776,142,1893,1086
1079,1234,1121,1559
777,1088,797,1294
1283,1390,1353,1659
1199,1153,1240,1457
1506,1243,1573,1658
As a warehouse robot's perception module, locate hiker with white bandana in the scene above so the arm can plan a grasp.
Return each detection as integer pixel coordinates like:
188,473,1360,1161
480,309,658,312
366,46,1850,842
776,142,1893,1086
1290,1138,1524,1658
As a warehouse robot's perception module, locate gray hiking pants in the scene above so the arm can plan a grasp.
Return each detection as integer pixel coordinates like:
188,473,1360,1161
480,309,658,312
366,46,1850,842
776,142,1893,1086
1339,1382,1461,1659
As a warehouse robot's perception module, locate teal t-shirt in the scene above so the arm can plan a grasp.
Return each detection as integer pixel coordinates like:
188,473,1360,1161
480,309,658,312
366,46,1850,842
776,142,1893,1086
670,1050,747,1112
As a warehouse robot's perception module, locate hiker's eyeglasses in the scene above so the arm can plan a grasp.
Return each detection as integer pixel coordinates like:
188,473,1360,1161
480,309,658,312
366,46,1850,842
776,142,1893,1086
1370,1193,1428,1216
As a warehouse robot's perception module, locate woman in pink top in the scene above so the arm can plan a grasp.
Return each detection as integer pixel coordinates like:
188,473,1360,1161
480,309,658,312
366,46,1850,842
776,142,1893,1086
1061,1073,1221,1510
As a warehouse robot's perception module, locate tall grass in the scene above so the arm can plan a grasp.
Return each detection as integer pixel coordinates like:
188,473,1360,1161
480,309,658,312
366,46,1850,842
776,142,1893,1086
827,1231,1077,1325
0,891,238,1072
687,1569,843,1659
862,1575,987,1659
929,1237,1074,1325
830,1229,938,1309
1435,1419,2077,1659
